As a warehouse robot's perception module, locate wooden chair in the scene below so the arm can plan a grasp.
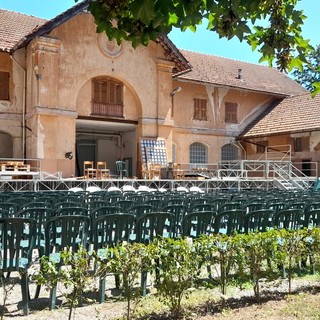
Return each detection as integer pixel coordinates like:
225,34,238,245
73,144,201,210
83,161,96,179
141,163,152,179
149,163,161,179
172,163,185,179
96,161,110,179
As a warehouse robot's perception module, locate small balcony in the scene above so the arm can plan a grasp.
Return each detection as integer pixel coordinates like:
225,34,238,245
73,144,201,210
91,102,124,117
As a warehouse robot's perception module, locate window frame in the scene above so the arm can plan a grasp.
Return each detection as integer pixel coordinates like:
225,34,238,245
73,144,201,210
256,140,268,154
292,136,309,152
193,98,207,121
0,71,10,101
221,143,239,161
92,77,123,106
189,142,208,166
225,102,238,123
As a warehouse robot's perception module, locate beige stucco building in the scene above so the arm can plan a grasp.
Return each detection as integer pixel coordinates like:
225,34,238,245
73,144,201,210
1,1,316,179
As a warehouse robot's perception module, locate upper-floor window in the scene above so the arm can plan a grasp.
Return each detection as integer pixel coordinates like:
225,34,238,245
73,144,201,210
0,71,9,101
292,136,309,152
93,78,123,105
193,98,207,120
256,140,268,153
92,77,124,117
225,102,237,123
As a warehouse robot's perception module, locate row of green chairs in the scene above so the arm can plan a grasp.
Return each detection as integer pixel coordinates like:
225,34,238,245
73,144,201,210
2,204,320,314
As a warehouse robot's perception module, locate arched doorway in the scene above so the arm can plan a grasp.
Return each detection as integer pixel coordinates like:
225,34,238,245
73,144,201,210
75,76,140,178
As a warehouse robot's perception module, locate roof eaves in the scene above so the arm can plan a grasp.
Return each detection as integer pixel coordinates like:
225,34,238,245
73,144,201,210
239,127,320,140
174,77,291,97
11,0,90,52
157,33,192,73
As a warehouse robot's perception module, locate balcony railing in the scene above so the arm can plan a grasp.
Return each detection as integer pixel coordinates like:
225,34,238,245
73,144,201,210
91,102,124,117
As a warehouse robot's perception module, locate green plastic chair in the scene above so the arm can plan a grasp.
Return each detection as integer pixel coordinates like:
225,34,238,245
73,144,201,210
0,208,9,218
266,201,287,214
303,208,320,228
91,213,135,303
53,201,84,210
54,206,88,216
273,208,304,230
304,201,320,214
145,199,163,210
91,206,123,218
134,212,174,296
189,197,212,211
134,212,174,244
182,211,215,238
242,202,265,214
104,193,124,204
213,209,246,235
22,201,53,209
128,204,156,218
0,202,21,216
161,204,188,237
126,194,146,204
0,217,36,315
162,196,188,207
190,203,216,213
116,199,135,212
218,201,243,213
36,215,91,309
244,209,275,233
86,200,114,214
17,207,55,253
116,160,128,179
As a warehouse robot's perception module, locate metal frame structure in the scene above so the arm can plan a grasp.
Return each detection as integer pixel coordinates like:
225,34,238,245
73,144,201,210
0,159,316,192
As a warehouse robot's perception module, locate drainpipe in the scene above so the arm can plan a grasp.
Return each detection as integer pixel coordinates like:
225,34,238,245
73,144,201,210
10,54,26,159
237,140,247,160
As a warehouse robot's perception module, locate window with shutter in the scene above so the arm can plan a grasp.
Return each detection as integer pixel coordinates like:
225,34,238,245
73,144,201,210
91,77,124,117
0,71,9,101
293,136,309,152
256,140,268,153
193,98,207,120
225,102,237,123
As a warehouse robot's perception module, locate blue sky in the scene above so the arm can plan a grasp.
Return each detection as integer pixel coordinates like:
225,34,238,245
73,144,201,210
1,0,319,65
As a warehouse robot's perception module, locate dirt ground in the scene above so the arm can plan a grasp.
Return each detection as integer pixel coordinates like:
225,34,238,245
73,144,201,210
2,271,320,320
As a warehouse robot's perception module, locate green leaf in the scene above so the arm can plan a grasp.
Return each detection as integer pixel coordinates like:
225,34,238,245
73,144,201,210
288,57,303,72
131,0,156,25
311,82,320,97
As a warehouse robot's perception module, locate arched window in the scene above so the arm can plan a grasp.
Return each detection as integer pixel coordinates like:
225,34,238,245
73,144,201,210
91,77,123,117
221,143,239,161
189,142,208,165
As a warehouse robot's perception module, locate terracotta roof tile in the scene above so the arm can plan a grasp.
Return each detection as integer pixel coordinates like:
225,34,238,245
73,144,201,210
0,9,46,52
241,93,320,138
176,50,306,96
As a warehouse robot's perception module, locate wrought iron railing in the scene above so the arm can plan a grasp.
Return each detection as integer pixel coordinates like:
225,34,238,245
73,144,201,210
91,102,124,117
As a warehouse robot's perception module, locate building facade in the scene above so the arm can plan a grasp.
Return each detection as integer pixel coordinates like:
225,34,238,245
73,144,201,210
0,1,315,179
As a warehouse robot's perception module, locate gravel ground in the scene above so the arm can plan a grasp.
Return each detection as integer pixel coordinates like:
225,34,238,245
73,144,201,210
1,272,127,320
1,257,320,320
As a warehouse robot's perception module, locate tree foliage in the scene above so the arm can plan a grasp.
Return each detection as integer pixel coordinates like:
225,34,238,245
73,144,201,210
82,0,314,72
292,44,320,95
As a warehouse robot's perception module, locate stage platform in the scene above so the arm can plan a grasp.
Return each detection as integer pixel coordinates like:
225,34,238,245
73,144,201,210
0,158,316,192
0,176,315,193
